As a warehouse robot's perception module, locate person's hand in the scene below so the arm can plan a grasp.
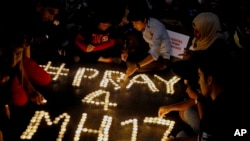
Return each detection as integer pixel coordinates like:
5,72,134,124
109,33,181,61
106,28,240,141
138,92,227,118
158,106,172,118
183,49,193,60
0,76,10,85
179,49,192,60
53,19,60,26
86,44,95,52
5,105,10,119
30,91,46,105
186,85,200,99
125,64,138,77
121,52,128,62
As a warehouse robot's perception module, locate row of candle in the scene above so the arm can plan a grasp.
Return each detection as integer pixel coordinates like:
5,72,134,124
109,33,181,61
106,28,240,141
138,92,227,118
82,90,117,111
20,111,70,141
41,61,180,94
21,111,175,141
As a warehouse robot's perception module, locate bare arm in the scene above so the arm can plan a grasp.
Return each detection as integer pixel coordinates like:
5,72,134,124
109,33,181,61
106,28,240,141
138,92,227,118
137,54,155,68
158,99,196,118
196,97,204,119
23,45,31,58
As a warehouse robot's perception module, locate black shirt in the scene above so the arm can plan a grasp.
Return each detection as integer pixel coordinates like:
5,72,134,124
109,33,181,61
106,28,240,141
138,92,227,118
199,90,249,141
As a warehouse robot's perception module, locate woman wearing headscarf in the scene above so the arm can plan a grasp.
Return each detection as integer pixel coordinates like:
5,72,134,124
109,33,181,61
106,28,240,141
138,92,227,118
172,12,229,84
185,12,228,59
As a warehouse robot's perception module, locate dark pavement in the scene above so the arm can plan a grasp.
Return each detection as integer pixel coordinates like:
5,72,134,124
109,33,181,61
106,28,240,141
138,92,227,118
8,61,189,141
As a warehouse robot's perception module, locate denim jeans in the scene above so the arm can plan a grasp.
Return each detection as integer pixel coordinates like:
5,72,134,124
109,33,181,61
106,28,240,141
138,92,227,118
176,106,200,137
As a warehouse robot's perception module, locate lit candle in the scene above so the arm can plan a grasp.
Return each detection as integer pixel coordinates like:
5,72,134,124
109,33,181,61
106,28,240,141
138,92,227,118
20,111,70,141
82,90,117,111
144,117,175,140
126,74,159,92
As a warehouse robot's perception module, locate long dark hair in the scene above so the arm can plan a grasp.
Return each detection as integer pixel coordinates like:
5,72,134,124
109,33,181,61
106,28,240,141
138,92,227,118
0,26,31,86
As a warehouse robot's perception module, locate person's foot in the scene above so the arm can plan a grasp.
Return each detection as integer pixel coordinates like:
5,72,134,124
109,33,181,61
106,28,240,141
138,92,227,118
98,56,122,64
111,57,122,64
137,64,167,73
74,56,81,63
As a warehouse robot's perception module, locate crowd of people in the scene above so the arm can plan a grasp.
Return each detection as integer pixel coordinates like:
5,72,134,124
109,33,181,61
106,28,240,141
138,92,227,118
1,0,250,141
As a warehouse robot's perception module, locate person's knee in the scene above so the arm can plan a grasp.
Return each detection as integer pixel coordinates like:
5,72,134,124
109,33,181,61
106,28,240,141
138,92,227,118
179,110,186,122
183,108,200,133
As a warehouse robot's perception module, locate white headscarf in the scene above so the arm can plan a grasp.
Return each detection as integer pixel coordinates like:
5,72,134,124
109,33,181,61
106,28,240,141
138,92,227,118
192,12,225,50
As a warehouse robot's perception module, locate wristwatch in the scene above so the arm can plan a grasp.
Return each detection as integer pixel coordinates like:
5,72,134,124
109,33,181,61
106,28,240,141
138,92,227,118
195,95,202,104
195,98,199,104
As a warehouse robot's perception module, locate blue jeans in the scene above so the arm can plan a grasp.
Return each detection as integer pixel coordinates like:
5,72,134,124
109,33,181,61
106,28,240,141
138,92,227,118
176,106,200,137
